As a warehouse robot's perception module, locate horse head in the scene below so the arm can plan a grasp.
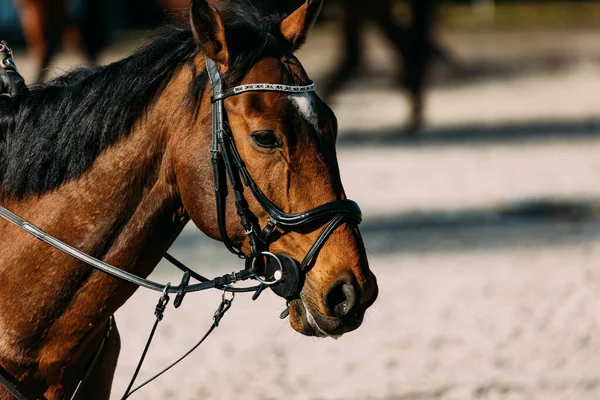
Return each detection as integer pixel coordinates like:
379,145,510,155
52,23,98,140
170,0,378,337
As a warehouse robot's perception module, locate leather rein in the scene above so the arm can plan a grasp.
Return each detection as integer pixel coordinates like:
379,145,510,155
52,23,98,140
0,53,362,399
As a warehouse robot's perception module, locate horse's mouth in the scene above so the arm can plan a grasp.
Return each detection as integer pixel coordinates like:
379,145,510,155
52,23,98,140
289,297,363,338
293,298,330,338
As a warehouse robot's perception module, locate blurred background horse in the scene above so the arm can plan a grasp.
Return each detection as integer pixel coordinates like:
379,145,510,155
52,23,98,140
10,0,449,130
323,0,444,131
14,0,108,81
12,0,193,81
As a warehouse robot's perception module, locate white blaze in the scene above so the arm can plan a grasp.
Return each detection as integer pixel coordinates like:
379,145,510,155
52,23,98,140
290,93,319,132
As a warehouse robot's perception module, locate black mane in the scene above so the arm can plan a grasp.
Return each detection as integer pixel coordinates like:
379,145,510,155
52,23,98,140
0,0,293,198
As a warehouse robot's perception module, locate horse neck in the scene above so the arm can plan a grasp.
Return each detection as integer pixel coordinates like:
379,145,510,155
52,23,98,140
0,68,198,380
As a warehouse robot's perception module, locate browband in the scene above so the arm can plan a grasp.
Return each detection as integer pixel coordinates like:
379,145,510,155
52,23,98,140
211,82,316,102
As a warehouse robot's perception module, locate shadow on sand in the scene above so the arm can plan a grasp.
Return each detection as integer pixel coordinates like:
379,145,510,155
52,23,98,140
361,198,600,255
338,119,600,148
165,198,600,265
431,52,600,88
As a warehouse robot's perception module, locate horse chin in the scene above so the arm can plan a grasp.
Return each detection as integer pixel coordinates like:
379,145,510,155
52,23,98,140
288,298,351,339
289,298,329,338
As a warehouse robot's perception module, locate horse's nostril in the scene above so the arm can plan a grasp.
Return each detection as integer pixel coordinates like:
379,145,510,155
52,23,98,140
326,281,357,317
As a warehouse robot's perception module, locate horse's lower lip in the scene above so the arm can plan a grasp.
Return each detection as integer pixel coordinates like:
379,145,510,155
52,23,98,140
290,298,325,337
292,298,356,339
301,299,330,338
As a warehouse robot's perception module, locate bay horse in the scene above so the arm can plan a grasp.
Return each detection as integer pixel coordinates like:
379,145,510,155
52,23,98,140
0,0,378,398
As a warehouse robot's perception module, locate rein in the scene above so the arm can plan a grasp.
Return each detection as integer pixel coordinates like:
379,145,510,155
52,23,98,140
0,52,363,399
0,206,259,295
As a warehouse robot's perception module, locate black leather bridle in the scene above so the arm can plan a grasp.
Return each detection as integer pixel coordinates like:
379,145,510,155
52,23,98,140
0,53,363,399
205,57,362,299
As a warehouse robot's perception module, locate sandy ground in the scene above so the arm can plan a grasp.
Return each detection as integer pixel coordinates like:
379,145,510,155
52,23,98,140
12,26,600,399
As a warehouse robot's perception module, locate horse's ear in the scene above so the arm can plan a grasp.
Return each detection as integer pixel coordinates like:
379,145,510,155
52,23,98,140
280,0,323,51
190,0,229,65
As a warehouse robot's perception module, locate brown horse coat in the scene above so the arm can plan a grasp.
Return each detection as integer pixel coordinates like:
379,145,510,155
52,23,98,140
0,1,377,398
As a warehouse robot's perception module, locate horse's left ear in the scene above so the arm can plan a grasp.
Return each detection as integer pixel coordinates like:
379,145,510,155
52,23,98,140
280,0,323,51
190,0,229,66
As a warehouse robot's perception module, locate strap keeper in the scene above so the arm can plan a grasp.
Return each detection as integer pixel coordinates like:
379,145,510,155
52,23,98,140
260,219,278,243
174,272,191,308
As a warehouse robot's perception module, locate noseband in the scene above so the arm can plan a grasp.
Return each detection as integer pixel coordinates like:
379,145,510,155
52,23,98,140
205,57,362,299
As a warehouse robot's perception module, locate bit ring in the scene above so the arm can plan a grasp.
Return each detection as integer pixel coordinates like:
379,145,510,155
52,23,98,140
252,251,284,286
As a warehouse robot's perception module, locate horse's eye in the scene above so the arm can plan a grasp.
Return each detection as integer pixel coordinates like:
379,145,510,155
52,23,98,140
251,130,281,149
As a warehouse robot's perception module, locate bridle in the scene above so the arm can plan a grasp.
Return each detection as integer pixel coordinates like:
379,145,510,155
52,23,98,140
205,57,362,299
0,55,363,399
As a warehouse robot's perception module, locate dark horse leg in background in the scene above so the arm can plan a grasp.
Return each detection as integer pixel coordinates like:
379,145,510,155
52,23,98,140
398,0,438,131
15,0,65,82
15,0,108,81
323,0,439,131
321,0,363,101
78,1,108,67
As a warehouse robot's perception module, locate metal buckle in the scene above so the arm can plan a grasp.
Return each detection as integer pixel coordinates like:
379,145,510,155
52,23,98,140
214,285,235,326
222,285,235,302
154,283,171,321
